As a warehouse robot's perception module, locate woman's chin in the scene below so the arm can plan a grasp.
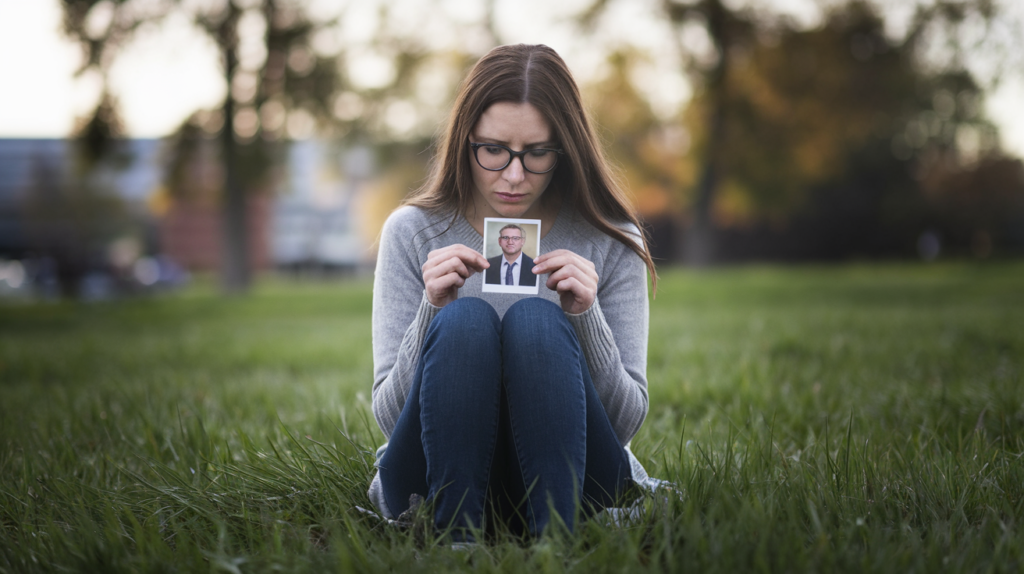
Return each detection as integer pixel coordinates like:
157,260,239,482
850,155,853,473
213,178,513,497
490,200,537,220
496,208,530,219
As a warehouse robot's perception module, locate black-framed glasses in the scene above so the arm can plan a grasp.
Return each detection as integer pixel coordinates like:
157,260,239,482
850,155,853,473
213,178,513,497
470,142,564,174
499,235,524,242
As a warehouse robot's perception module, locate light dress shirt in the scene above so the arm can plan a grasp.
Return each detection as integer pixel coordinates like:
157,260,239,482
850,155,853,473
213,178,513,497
502,252,523,285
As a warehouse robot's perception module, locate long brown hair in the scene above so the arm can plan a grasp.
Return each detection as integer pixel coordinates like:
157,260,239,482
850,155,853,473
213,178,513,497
404,44,657,291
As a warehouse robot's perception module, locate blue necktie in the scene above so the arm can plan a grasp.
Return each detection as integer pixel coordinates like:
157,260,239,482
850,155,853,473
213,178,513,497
505,262,516,285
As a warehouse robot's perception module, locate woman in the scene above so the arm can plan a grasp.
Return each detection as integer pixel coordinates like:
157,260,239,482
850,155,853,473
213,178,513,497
369,44,657,540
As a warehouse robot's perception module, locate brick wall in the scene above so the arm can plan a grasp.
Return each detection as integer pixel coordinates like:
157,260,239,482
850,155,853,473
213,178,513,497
159,195,270,271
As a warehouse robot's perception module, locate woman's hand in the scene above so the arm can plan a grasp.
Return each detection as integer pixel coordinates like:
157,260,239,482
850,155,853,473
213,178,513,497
532,249,598,314
422,244,489,308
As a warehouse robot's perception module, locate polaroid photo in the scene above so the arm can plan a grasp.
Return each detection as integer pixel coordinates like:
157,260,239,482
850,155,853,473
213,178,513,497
482,217,541,295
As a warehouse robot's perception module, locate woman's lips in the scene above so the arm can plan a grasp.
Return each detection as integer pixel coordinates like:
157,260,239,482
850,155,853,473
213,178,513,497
495,192,526,202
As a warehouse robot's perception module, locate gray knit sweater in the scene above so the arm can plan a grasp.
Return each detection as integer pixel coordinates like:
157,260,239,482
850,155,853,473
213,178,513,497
368,203,652,517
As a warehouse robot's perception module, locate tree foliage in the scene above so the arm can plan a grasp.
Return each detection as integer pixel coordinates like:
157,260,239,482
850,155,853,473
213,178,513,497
59,0,468,291
55,0,1024,273
580,0,1022,260
688,1,997,225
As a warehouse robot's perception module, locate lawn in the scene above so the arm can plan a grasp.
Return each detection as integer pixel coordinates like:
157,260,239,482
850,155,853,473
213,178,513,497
1,263,1022,572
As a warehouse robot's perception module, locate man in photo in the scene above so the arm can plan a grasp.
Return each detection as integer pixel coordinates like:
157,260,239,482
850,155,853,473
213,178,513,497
485,224,536,286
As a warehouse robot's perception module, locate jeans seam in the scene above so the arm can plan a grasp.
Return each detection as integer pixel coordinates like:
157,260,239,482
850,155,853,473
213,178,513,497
476,376,502,529
502,379,537,533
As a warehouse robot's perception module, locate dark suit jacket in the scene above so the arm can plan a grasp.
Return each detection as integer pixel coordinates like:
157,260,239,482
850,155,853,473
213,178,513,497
485,253,536,286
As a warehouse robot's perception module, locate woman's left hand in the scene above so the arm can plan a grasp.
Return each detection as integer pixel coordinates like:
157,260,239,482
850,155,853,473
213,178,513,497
532,249,598,314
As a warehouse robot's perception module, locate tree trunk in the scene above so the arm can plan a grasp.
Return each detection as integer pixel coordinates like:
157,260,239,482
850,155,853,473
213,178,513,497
219,6,249,294
680,0,730,267
684,101,723,266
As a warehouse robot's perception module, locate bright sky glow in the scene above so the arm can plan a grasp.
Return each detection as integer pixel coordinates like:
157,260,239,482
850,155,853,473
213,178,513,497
0,0,1021,159
106,13,226,136
0,0,88,136
987,76,1024,158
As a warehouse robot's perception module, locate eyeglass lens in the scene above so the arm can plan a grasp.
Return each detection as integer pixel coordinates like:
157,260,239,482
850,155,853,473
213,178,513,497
474,144,559,173
499,236,523,242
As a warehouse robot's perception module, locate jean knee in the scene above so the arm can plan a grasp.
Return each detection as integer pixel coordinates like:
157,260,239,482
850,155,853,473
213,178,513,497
421,298,503,404
501,298,584,394
436,296,498,323
502,298,565,338
428,297,500,347
503,298,576,353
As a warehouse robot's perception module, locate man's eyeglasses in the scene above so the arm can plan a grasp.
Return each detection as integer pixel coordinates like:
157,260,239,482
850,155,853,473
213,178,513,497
470,142,563,174
499,236,524,242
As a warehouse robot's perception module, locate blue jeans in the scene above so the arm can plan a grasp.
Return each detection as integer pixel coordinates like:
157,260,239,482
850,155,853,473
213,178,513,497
378,297,632,539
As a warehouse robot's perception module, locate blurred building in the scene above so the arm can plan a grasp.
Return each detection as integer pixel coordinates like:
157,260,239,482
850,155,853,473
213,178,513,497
156,136,272,273
0,140,64,257
271,141,375,272
0,138,162,255
0,138,375,280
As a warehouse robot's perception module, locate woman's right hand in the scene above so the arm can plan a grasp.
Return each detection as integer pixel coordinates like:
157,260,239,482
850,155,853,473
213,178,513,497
422,244,489,308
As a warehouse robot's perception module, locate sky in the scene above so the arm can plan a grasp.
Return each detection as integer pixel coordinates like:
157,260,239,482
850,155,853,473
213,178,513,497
1,0,1022,159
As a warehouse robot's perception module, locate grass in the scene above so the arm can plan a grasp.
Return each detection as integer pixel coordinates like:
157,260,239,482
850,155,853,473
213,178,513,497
1,263,1022,572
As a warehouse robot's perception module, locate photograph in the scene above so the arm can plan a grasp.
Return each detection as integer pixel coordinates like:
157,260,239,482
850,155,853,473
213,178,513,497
482,217,541,294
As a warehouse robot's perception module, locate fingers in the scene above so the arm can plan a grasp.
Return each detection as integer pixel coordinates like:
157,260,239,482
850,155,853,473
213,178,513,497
429,265,469,292
549,272,597,315
534,250,598,288
552,275,587,297
422,244,488,307
423,255,473,284
533,249,598,314
425,244,489,274
544,263,596,292
532,249,596,278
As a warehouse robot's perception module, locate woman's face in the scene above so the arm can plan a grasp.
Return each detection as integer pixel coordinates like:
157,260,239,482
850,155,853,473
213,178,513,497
468,101,557,221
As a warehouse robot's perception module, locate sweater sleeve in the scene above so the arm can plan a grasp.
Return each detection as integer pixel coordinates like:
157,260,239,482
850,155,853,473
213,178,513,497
371,209,440,439
564,226,649,445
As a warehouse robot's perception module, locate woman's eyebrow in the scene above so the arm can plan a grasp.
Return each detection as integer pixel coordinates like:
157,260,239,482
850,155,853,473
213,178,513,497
471,135,557,147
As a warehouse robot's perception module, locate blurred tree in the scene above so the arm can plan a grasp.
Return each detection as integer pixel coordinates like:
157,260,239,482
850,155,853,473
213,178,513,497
919,156,1024,257
681,1,1014,259
23,92,136,298
662,0,753,265
61,0,456,292
582,49,696,260
582,0,1019,263
23,159,130,298
63,0,355,292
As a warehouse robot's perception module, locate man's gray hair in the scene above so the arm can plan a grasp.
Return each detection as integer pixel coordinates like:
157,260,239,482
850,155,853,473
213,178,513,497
498,223,525,237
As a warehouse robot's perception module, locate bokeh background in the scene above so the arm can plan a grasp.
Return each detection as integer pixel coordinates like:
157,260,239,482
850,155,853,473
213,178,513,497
1,0,1022,298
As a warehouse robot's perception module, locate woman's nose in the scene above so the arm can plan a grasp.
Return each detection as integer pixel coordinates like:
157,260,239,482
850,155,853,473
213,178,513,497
503,155,526,183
